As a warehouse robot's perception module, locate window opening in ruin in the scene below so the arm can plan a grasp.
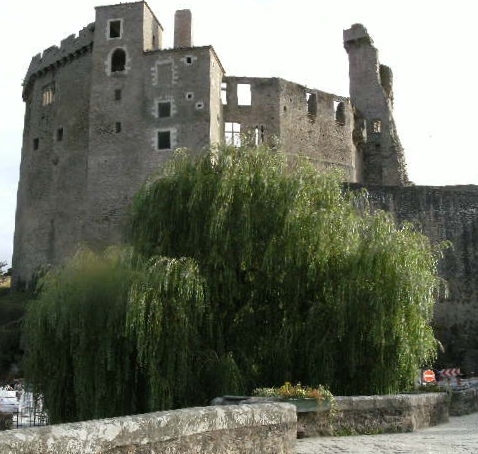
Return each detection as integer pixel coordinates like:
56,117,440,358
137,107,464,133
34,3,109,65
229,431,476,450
114,89,122,101
307,93,317,116
186,56,193,65
372,119,381,134
152,35,156,47
186,92,194,100
33,138,39,150
261,125,265,143
335,101,345,125
56,128,64,142
157,131,171,150
115,122,122,133
42,84,55,106
221,83,227,105
158,101,171,118
255,126,259,146
111,49,126,72
225,122,241,146
109,20,122,39
237,84,251,106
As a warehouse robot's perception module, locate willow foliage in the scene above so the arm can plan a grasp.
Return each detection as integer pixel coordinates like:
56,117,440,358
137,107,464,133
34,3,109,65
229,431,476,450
130,145,444,395
24,145,444,424
23,248,207,423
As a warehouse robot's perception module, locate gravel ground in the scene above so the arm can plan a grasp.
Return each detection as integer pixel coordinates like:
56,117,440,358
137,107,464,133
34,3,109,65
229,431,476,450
296,412,478,453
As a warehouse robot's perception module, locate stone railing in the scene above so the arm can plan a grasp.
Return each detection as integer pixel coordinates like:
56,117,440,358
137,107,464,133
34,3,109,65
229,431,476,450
0,403,297,454
297,392,449,437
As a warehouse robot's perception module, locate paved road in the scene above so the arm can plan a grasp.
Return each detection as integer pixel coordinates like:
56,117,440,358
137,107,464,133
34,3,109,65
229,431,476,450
296,412,478,453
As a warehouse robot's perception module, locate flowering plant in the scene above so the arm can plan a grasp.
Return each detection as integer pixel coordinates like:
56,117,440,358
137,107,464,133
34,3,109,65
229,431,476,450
252,382,334,402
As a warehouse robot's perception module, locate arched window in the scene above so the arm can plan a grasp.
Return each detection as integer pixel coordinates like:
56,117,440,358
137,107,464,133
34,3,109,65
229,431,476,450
111,48,126,73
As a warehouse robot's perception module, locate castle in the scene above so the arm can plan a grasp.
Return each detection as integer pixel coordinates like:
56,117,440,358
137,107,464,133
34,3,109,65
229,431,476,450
13,1,478,372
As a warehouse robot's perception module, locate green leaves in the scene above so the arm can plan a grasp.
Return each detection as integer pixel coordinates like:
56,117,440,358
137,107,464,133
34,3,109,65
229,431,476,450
24,145,445,423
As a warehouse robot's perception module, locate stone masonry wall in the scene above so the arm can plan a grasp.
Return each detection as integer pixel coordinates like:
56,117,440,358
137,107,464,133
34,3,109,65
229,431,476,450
0,404,297,454
13,43,93,287
278,80,357,181
298,393,449,438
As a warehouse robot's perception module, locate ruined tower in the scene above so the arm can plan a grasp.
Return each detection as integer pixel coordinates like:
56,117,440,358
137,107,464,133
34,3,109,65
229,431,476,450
344,24,409,186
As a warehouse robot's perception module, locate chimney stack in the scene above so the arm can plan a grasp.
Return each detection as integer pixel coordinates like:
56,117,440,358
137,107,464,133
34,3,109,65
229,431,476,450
174,9,192,48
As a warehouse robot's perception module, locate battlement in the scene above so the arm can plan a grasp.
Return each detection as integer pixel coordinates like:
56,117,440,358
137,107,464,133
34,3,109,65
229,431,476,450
22,23,95,99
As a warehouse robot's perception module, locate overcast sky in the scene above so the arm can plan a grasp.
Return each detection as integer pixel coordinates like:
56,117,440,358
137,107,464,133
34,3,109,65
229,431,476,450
1,0,476,267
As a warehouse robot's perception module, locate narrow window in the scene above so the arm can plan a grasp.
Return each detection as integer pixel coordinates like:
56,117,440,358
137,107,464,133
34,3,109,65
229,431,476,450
42,84,55,106
111,48,126,73
109,20,122,39
114,89,122,101
56,128,64,142
225,122,241,146
237,83,251,106
115,122,122,133
335,101,345,125
33,138,39,150
307,93,317,115
372,119,381,134
221,82,227,105
157,131,171,150
158,101,171,118
186,56,192,65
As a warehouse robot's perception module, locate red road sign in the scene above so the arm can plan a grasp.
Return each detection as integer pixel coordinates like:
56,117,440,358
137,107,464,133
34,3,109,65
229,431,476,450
422,369,436,383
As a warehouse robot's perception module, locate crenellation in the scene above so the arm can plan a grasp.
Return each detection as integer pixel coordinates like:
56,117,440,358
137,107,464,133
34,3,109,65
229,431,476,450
23,23,95,96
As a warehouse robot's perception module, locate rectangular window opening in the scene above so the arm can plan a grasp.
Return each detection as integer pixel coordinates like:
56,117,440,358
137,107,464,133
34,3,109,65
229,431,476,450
372,119,381,134
109,20,122,39
307,93,317,115
237,83,251,106
221,82,227,105
225,122,241,146
33,138,39,150
56,128,64,142
158,101,172,118
158,131,171,150
115,122,122,133
114,89,122,101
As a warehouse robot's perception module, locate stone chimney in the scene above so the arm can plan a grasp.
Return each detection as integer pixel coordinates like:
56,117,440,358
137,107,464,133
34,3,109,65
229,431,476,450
174,9,192,48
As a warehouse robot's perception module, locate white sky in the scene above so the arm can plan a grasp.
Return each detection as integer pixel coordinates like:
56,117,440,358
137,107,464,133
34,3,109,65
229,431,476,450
1,0,477,267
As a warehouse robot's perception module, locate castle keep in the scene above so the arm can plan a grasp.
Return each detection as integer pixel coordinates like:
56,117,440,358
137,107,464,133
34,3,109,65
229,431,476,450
14,2,478,371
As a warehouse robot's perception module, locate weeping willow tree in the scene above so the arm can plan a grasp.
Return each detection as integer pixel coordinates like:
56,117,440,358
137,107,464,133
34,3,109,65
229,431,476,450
23,248,207,423
130,145,445,396
24,145,445,423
